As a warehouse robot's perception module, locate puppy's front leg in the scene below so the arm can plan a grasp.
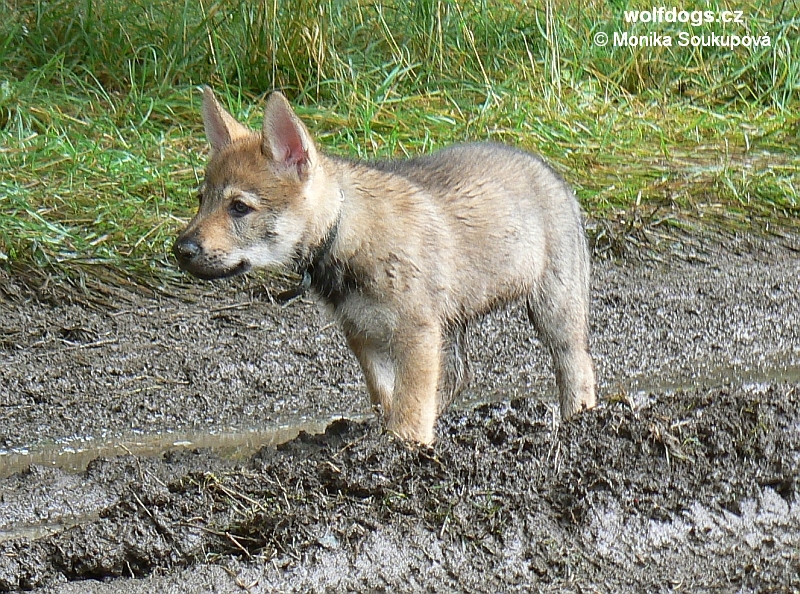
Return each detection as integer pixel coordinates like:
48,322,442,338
346,333,395,413
387,324,442,445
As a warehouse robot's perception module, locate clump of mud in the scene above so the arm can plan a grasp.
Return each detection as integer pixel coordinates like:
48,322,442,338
2,384,799,592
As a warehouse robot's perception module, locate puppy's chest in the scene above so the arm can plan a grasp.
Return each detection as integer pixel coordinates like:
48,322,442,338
308,255,360,308
309,255,400,338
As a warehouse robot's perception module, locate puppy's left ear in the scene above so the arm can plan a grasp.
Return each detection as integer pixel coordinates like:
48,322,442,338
262,92,317,181
202,87,252,153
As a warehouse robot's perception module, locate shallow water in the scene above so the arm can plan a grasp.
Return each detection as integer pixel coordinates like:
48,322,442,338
0,415,368,479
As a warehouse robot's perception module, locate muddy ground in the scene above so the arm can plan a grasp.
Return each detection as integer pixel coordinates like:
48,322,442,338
1,234,799,593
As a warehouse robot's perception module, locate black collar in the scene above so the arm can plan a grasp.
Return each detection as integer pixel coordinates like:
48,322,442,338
275,212,341,305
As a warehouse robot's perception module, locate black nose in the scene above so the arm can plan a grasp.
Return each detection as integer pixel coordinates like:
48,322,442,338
173,237,200,263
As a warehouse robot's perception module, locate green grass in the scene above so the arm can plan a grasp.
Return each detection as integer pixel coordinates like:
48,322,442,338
1,0,798,289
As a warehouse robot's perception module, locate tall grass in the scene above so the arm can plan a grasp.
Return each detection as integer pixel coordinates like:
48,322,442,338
0,0,798,286
4,0,796,104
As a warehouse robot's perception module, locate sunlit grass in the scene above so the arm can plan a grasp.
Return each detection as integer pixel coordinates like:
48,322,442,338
0,0,798,287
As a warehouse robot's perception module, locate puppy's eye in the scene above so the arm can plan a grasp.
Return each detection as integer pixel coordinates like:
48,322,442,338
229,200,254,217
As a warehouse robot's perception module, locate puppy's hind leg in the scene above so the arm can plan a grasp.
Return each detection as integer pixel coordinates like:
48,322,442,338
438,321,471,413
527,274,596,420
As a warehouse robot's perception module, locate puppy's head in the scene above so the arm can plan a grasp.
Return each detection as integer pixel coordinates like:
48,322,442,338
173,87,320,280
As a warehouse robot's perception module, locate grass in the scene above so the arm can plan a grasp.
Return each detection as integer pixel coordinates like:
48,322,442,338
1,0,798,291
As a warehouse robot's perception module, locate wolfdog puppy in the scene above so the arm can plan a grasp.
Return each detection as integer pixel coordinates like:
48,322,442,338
173,88,596,444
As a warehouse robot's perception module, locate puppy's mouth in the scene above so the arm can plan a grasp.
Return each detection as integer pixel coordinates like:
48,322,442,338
182,260,251,281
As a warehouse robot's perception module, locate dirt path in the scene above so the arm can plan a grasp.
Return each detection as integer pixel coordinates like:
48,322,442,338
1,238,799,592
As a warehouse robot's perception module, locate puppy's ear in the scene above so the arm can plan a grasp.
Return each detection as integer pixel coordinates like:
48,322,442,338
261,91,317,181
201,87,252,152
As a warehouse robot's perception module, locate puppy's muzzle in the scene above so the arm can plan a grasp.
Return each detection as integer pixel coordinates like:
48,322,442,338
172,233,250,280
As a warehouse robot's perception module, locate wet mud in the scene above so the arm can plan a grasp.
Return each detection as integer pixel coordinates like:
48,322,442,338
1,237,799,592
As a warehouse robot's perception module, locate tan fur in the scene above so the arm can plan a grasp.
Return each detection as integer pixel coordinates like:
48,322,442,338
174,88,596,444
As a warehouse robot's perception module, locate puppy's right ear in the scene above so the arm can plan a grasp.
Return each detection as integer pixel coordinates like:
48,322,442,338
261,91,317,182
201,87,252,152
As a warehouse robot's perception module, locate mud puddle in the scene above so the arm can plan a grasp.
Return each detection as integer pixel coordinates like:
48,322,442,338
0,416,374,480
